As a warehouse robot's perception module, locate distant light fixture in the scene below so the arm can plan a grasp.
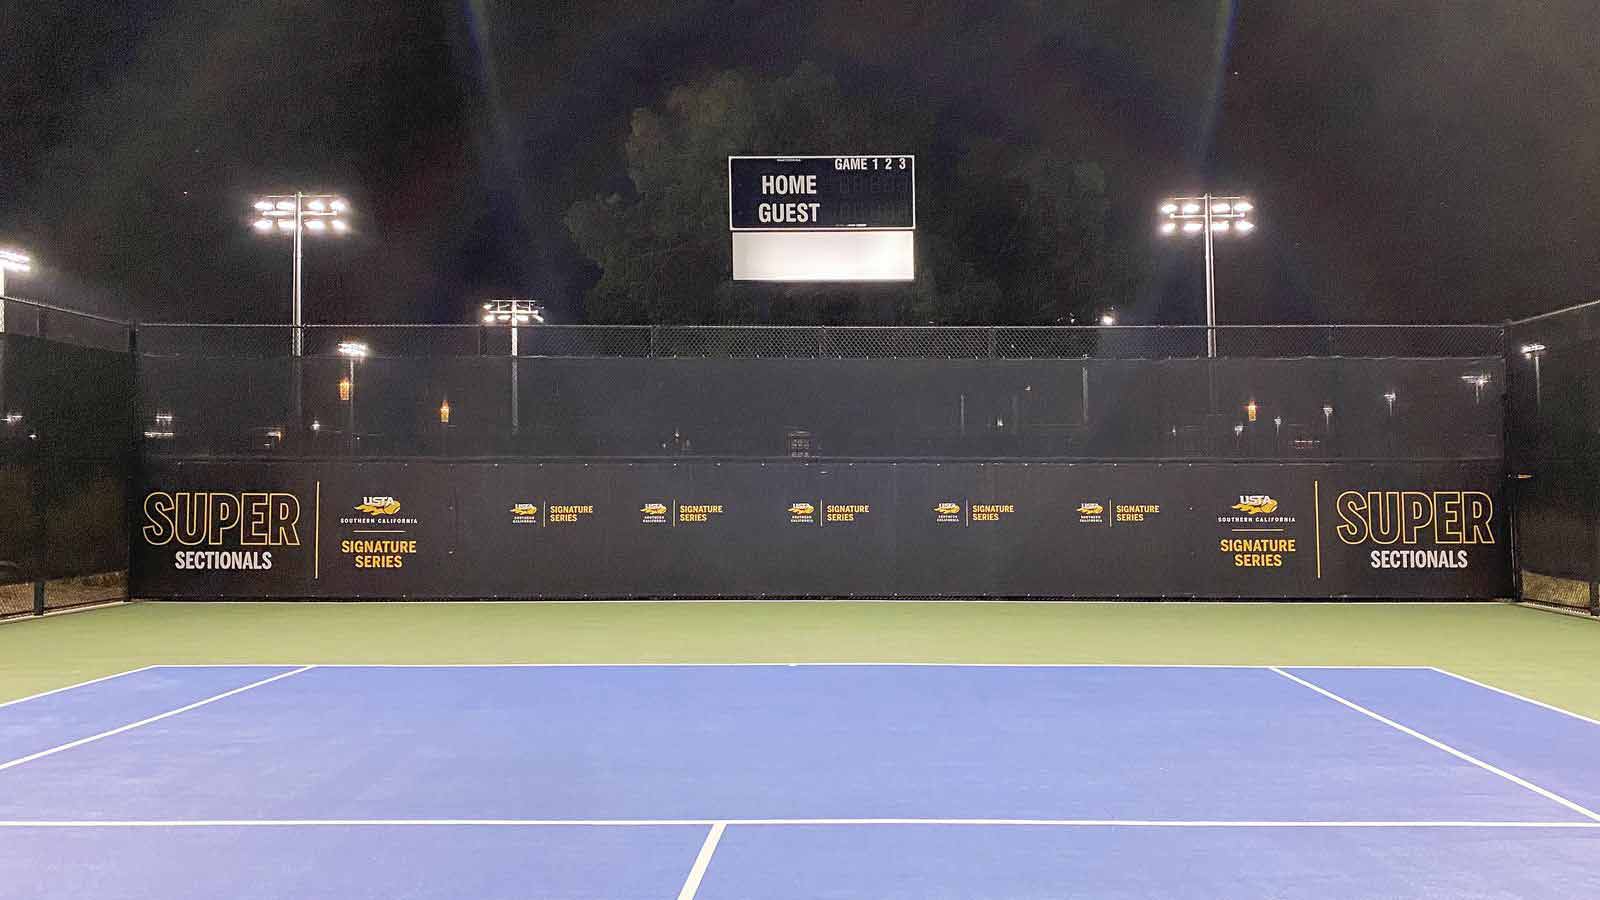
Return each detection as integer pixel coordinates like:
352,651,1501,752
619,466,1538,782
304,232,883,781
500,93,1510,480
1182,202,1202,214
1159,202,1179,215
275,200,295,211
337,341,368,359
1246,400,1258,422
1212,202,1232,213
1098,311,1117,326
1160,222,1177,235
1234,201,1254,213
253,219,274,232
1234,220,1256,234
0,248,32,272
1521,343,1546,355
1211,220,1230,232
304,219,326,231
438,398,451,425
330,220,349,233
311,419,322,432
276,219,296,232
306,199,326,212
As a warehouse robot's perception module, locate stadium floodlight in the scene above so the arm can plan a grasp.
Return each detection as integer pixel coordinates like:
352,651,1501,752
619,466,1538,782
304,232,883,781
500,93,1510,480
247,192,351,358
478,299,546,435
336,341,368,358
1322,403,1334,433
1158,194,1256,358
1098,310,1117,326
1520,345,1546,409
1383,390,1397,418
0,247,33,335
1461,373,1491,405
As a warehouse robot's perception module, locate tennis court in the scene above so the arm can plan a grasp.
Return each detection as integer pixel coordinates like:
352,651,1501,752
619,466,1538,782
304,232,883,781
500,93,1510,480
3,657,1598,899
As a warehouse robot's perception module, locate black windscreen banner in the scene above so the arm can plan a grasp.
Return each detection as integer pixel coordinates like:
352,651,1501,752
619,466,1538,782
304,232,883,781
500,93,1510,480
133,460,1509,599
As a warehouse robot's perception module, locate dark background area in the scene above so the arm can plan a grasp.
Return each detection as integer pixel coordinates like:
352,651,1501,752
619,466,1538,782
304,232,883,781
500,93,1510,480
2,1,1596,326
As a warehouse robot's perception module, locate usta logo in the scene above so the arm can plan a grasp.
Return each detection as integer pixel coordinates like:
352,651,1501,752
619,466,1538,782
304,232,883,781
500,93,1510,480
1231,495,1279,515
355,496,401,515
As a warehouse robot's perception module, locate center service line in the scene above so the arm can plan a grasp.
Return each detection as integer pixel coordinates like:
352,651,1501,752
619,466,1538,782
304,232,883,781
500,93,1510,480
1269,667,1600,823
0,666,316,774
675,822,726,900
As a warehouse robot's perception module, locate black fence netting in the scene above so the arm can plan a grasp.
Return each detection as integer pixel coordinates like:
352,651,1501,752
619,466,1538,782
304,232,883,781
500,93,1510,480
0,298,134,613
135,324,1503,463
1506,301,1600,612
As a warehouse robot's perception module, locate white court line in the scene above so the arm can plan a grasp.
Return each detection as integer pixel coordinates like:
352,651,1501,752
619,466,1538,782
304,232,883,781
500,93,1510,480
1430,667,1600,728
0,666,314,774
137,663,1436,670
0,666,158,711
0,818,1594,829
1269,667,1600,823
675,822,725,900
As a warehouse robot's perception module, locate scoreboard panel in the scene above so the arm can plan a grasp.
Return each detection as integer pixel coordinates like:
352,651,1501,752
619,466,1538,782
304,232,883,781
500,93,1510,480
728,156,915,231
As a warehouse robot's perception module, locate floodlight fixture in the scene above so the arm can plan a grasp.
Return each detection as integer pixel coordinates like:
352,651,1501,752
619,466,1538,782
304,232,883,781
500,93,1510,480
246,192,353,361
1157,193,1258,358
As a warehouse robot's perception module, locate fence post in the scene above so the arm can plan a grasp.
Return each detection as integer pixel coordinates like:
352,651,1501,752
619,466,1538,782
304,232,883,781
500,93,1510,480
650,325,661,358
987,327,997,359
32,580,44,616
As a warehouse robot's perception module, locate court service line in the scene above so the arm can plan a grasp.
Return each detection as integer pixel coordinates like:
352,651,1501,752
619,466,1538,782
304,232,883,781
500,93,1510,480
0,666,159,711
675,822,726,900
0,666,315,774
1269,667,1600,823
1430,667,1600,728
0,818,1595,829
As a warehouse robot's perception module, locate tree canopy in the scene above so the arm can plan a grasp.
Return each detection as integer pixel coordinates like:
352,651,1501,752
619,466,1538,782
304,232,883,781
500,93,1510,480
566,63,1138,325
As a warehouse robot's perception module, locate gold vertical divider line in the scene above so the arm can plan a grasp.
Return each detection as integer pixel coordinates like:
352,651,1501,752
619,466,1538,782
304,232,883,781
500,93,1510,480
314,480,322,580
1314,479,1322,579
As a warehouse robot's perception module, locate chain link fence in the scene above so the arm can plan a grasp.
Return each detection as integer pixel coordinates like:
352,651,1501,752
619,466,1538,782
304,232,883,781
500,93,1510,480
0,297,133,618
1506,300,1600,614
131,323,1506,463
133,322,1504,361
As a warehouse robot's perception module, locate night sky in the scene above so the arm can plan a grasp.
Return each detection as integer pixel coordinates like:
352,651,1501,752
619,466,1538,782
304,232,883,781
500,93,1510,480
2,0,1597,326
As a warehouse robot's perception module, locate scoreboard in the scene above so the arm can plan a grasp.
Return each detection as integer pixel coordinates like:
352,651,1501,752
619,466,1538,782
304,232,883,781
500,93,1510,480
728,156,915,231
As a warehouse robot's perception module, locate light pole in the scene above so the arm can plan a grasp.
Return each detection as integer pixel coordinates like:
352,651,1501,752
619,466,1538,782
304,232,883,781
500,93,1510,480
1461,373,1491,406
0,248,32,334
337,341,367,453
480,300,545,435
252,194,349,433
1521,344,1546,411
1158,195,1256,358
250,194,350,356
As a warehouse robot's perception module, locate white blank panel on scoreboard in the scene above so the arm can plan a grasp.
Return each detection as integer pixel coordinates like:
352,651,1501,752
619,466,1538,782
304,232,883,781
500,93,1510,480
731,231,915,282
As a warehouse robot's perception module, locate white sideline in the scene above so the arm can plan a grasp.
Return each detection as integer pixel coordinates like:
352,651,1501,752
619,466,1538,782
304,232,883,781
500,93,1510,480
1430,667,1600,728
0,665,158,711
137,662,1437,669
0,818,1595,829
1269,667,1600,823
675,822,725,900
0,666,314,774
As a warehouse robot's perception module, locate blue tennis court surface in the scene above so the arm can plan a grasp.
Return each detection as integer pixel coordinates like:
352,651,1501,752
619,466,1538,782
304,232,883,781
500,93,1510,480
1,664,1597,899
